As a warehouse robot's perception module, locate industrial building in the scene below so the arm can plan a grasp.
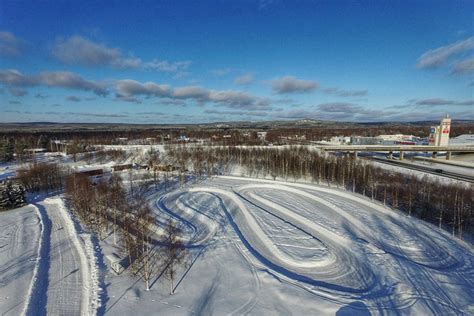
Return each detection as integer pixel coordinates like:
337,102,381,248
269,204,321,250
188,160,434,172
351,134,423,146
349,115,451,147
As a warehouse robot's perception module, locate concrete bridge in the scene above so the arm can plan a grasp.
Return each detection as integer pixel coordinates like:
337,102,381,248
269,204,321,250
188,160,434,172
318,145,474,160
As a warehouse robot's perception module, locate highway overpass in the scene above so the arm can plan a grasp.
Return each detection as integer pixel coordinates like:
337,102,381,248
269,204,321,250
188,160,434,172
318,145,474,160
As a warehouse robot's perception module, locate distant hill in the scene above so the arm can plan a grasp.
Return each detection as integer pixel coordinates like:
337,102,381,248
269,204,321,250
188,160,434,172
0,119,473,132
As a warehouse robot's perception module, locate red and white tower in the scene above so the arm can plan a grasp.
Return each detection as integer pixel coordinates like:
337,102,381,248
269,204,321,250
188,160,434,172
438,114,451,146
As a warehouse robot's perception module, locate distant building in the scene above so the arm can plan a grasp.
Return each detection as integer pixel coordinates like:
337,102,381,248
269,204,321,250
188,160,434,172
145,137,157,144
24,148,47,154
156,164,179,172
350,133,424,146
329,136,351,144
106,253,126,274
74,168,104,177
257,131,267,140
351,136,381,145
115,137,128,144
112,164,133,172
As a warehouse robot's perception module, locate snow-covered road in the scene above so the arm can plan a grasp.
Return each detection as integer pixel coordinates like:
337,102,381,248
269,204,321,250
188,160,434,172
0,197,101,316
40,199,84,315
149,176,474,315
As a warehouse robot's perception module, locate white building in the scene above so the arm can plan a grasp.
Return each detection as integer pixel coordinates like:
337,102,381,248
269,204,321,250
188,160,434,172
329,136,351,144
257,131,267,140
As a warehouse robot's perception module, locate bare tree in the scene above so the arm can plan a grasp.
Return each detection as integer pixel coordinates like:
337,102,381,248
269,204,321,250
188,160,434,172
135,204,158,291
147,148,161,190
109,174,127,245
161,219,189,295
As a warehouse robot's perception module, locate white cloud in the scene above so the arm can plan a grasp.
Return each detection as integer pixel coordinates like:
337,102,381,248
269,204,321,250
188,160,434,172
322,87,368,97
234,73,254,85
173,86,210,100
66,96,81,102
416,37,474,69
452,57,474,74
143,59,192,73
114,80,270,110
415,98,474,106
0,69,108,96
52,35,191,74
271,76,318,94
52,35,135,67
115,80,171,98
0,31,25,57
210,68,232,76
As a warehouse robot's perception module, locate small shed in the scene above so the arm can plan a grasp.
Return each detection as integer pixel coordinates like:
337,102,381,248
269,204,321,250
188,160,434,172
106,253,125,274
112,164,133,172
156,164,177,172
74,168,104,177
133,163,148,170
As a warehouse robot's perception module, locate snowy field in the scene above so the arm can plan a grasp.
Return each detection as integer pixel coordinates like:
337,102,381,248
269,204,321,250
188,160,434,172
0,205,40,315
1,145,474,315
0,196,100,316
102,176,474,315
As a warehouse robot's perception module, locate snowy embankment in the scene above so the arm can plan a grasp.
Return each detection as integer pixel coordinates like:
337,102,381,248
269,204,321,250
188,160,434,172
143,176,474,315
18,197,101,316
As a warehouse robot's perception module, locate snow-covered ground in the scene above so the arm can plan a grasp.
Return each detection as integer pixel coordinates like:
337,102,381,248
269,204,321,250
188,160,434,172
1,147,473,315
370,160,470,185
0,205,41,315
101,176,474,315
0,196,101,316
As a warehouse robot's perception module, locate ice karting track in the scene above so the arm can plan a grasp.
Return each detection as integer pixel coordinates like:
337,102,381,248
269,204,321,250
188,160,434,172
154,176,474,315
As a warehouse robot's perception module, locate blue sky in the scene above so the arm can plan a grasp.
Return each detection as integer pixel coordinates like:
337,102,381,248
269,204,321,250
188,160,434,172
0,0,473,123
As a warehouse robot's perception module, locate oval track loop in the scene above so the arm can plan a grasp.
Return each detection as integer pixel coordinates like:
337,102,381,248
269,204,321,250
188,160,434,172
151,177,474,314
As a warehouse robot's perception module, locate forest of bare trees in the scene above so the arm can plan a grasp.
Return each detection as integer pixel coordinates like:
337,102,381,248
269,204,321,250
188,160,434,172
64,170,188,292
17,162,66,192
166,145,473,240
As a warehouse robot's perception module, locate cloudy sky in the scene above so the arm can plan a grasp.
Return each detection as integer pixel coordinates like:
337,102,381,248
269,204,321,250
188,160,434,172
0,0,473,123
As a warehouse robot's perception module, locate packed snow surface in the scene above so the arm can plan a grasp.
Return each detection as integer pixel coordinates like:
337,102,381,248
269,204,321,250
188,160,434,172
1,173,472,315
104,176,474,315
0,206,41,315
0,197,101,316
